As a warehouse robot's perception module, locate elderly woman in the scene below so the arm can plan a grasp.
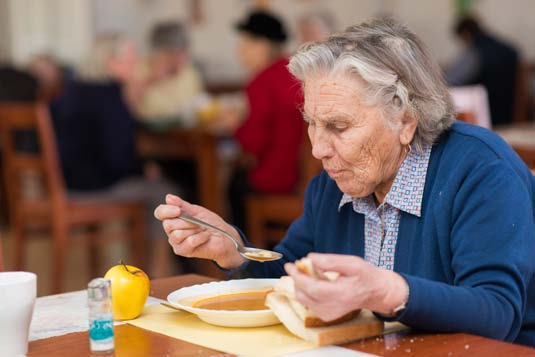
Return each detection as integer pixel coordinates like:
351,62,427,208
155,18,535,346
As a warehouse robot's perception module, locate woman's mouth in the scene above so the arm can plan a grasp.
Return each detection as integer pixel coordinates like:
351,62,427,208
326,169,344,178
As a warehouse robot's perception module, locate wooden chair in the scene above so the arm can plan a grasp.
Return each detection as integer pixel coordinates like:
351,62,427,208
513,147,535,171
513,61,530,123
456,111,478,125
0,103,146,292
246,137,322,249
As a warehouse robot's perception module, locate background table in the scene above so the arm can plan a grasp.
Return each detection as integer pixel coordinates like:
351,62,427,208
137,127,224,216
29,274,535,356
495,123,535,169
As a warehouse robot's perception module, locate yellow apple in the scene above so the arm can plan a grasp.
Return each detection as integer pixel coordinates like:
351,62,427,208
104,262,150,320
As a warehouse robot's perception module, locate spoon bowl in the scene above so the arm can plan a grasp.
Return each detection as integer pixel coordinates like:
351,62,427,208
178,214,282,262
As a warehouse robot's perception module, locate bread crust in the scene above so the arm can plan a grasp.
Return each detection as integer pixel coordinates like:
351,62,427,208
274,263,360,327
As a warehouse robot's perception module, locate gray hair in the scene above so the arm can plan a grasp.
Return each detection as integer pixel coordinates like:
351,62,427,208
150,22,189,51
288,17,454,152
77,33,129,82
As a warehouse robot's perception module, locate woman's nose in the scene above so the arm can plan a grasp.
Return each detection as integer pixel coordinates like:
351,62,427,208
310,129,333,160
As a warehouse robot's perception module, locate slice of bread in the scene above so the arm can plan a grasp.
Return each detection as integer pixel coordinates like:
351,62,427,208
274,274,360,327
266,292,384,346
295,258,340,281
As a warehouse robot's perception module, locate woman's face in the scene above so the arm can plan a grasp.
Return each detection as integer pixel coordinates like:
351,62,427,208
236,33,272,73
107,41,139,83
303,73,416,200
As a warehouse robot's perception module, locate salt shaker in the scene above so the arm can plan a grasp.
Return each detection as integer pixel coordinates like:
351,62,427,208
88,278,114,354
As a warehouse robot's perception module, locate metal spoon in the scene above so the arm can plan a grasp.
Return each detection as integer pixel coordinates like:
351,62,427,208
178,213,283,262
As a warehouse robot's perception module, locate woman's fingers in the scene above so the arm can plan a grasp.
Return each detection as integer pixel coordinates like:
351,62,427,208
165,193,185,206
156,194,241,266
285,263,327,302
154,203,181,221
165,194,204,216
169,230,210,257
168,226,201,245
286,263,350,322
307,253,366,276
162,217,201,235
288,253,401,316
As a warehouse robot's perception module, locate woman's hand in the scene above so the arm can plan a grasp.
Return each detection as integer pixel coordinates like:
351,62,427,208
284,253,409,321
154,194,246,269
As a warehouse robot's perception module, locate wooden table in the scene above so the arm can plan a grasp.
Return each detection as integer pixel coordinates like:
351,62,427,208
28,274,534,356
137,127,224,216
495,123,535,169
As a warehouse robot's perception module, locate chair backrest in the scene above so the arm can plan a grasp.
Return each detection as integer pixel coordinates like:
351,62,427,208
456,111,478,125
0,103,67,220
513,61,530,123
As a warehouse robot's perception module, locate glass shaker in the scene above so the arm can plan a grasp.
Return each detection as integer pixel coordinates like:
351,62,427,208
88,278,114,354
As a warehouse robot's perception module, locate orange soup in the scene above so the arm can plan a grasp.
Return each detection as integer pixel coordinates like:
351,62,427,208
192,290,271,311
243,251,276,261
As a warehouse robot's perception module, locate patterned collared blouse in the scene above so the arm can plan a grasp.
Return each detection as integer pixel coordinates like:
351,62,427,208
338,144,432,270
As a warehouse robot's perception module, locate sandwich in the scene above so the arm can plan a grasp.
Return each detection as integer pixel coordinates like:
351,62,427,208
265,258,384,346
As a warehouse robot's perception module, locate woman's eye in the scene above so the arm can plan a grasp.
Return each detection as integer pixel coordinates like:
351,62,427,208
326,122,348,132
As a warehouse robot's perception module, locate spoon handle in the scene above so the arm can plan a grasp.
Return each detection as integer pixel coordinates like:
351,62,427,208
160,302,183,311
178,213,240,249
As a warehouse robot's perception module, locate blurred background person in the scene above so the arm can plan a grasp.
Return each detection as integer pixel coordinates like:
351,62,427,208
445,15,519,126
28,53,72,131
133,21,204,125
225,10,304,229
296,9,337,44
132,21,206,204
53,33,180,277
28,53,71,105
0,60,38,102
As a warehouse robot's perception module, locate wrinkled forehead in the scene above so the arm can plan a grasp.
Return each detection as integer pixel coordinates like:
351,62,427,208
302,72,367,118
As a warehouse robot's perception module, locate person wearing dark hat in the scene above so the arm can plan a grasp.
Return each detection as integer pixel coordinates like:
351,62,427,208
228,10,305,230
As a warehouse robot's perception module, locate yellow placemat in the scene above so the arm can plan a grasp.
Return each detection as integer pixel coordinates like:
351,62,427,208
128,304,316,357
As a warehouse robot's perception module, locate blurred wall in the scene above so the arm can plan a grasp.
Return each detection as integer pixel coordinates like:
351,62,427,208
4,0,535,81
5,0,92,64
0,0,10,61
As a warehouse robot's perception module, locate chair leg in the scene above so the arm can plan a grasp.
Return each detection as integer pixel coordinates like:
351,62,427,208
131,208,146,270
87,226,99,279
52,223,68,293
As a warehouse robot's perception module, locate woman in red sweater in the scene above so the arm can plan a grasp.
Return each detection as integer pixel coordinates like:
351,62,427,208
229,10,304,229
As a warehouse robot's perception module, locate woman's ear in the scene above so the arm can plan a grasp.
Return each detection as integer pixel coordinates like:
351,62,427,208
399,112,418,146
